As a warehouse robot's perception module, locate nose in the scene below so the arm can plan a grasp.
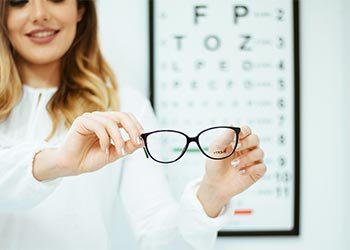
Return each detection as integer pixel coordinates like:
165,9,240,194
29,0,50,23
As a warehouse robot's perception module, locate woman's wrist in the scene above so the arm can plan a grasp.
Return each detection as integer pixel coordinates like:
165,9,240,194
32,148,73,181
196,175,231,218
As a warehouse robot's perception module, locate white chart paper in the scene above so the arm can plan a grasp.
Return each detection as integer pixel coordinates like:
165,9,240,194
149,0,300,235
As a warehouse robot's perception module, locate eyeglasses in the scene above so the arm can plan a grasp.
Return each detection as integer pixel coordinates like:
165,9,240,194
140,126,241,164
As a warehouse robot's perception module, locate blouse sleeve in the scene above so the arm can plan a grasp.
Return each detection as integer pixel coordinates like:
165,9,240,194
119,98,233,250
0,140,62,212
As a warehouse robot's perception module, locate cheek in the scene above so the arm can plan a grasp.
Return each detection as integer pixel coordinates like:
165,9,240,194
6,13,19,40
57,9,81,37
6,10,27,47
56,3,81,26
60,20,79,51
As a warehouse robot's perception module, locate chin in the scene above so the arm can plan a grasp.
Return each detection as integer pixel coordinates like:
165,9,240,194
14,42,68,65
21,52,64,66
31,58,63,65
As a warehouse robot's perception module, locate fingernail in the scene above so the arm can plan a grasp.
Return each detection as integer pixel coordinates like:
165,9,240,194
231,159,240,168
240,169,246,174
136,136,142,145
121,147,126,156
117,147,122,155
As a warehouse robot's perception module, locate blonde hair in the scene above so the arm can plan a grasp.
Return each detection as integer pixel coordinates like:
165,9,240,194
0,0,119,141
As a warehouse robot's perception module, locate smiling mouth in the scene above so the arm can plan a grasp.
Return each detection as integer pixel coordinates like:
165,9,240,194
25,29,60,44
28,31,58,38
27,30,60,38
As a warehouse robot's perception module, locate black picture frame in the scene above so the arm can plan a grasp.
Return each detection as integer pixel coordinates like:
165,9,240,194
148,0,300,236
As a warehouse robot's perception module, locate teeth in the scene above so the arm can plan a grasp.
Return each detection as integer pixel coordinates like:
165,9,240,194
31,31,56,38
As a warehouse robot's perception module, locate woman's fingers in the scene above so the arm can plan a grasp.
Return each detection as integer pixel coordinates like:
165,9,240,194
89,115,126,156
127,112,145,133
123,139,141,154
239,125,252,140
78,113,110,152
92,111,143,147
230,147,265,170
240,163,267,183
236,133,260,152
106,138,140,156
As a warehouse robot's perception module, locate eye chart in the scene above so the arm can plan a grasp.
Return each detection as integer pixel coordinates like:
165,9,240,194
149,0,300,236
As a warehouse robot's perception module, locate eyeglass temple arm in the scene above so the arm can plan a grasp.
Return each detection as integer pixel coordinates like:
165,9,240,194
142,146,149,158
139,135,149,159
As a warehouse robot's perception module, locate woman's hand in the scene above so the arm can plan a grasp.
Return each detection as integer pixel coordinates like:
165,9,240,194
197,125,266,217
56,111,144,176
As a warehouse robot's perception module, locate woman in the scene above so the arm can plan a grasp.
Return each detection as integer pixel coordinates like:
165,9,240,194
0,0,266,249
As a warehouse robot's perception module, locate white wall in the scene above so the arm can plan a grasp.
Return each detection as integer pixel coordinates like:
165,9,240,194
97,0,149,95
343,0,350,248
97,1,348,249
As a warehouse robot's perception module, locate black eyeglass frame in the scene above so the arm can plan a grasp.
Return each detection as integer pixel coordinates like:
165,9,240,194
140,126,241,164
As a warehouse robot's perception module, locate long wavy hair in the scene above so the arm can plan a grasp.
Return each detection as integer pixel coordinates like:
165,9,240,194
0,0,119,141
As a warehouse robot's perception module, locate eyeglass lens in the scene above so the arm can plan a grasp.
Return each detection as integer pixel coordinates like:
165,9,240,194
145,127,238,163
146,131,187,163
199,127,238,159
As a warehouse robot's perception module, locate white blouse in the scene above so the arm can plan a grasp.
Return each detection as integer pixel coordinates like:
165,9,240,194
0,84,232,250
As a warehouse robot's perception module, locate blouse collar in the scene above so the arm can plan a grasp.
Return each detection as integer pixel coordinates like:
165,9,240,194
22,84,58,95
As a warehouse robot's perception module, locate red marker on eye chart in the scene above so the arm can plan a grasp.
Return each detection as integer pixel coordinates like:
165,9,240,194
233,209,253,216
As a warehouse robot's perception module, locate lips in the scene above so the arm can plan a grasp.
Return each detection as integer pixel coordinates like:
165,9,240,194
26,28,59,38
25,28,60,44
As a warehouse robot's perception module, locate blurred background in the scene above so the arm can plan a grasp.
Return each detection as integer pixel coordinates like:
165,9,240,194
96,0,349,249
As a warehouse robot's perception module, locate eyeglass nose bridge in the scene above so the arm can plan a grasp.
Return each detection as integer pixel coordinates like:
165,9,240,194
185,136,202,151
188,136,197,143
